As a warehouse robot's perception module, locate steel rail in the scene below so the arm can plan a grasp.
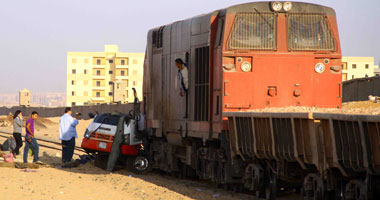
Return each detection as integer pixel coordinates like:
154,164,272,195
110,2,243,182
0,131,86,153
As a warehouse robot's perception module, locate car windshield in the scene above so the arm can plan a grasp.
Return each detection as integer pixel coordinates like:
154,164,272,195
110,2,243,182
93,114,120,126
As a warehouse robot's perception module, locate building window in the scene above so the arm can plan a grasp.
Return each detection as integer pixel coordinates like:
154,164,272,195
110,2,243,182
109,59,114,64
342,62,347,70
96,81,101,87
365,64,369,69
72,102,76,106
96,92,100,97
133,81,136,86
72,58,77,63
133,59,137,64
109,81,113,85
109,70,113,74
342,73,347,81
84,58,89,64
72,69,76,74
133,70,137,75
84,91,88,96
121,60,125,65
126,69,129,76
117,83,120,89
108,92,113,96
84,80,88,85
84,69,87,74
71,80,75,85
72,91,75,96
352,64,356,69
352,75,355,79
365,74,368,78
96,70,101,76
121,70,125,76
96,59,101,65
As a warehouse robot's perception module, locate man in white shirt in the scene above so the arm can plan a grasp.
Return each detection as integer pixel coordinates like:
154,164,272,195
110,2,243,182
175,58,189,118
59,107,79,163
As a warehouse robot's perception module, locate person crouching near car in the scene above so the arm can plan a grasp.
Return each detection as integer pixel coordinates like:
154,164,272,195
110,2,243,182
59,107,80,163
23,111,40,163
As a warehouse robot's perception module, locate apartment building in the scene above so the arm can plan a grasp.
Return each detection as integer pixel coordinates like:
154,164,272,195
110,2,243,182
19,88,31,106
66,45,144,106
342,57,379,81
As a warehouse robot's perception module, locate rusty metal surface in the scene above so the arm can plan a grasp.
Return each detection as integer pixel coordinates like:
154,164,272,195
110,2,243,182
225,111,380,176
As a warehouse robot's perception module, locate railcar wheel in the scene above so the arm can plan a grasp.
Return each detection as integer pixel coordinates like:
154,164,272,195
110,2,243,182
344,180,367,200
303,173,326,200
243,164,264,192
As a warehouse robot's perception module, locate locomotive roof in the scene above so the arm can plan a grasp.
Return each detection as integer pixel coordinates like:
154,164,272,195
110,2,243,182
226,1,336,15
149,1,336,32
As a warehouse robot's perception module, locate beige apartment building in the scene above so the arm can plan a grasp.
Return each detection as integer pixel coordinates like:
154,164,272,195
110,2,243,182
342,57,379,81
66,45,144,106
19,88,31,106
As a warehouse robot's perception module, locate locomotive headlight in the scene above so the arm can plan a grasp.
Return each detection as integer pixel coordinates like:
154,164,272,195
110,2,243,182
315,63,325,73
283,2,292,11
241,61,252,72
271,1,282,11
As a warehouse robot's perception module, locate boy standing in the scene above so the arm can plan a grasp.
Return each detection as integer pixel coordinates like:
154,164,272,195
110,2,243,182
23,111,39,163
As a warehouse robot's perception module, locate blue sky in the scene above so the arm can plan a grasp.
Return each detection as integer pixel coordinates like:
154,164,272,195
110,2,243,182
0,0,378,93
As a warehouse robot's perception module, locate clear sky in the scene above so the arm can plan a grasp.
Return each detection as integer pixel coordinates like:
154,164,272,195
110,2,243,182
0,0,379,93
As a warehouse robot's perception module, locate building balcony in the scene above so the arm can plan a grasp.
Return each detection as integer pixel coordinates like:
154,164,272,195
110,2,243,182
115,76,128,80
93,65,105,69
92,97,105,101
92,86,105,90
116,65,129,69
93,75,106,79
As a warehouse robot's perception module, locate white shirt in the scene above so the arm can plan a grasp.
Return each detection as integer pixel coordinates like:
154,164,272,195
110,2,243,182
59,113,79,141
179,66,189,91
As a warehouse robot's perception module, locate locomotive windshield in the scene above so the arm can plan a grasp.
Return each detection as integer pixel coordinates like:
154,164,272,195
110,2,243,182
228,13,276,50
287,14,335,51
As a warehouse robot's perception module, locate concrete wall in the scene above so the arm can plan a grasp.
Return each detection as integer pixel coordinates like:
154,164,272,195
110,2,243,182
0,103,134,120
342,76,380,102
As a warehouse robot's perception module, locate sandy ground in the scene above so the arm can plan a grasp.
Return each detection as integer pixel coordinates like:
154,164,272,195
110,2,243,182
0,117,256,200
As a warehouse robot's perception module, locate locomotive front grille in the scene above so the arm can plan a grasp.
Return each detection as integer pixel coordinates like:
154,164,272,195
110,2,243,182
287,14,335,51
228,12,277,50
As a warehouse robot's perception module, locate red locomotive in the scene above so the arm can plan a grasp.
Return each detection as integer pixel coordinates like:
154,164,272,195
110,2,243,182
142,1,379,199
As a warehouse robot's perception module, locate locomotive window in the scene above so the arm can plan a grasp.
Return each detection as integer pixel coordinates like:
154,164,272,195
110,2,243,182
152,26,165,48
228,13,276,50
287,14,335,51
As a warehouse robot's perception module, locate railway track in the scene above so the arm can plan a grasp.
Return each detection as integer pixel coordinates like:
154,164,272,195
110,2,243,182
0,131,86,154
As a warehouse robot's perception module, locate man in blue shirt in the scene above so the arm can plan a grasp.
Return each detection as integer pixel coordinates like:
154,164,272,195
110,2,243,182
59,107,79,163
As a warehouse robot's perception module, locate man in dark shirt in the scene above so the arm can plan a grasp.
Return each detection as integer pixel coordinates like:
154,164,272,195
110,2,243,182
23,111,40,163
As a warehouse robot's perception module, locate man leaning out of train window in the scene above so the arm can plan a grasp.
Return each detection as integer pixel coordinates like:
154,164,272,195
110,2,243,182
175,58,188,97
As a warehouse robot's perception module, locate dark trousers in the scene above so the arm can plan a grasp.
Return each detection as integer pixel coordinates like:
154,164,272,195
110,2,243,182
62,137,75,163
23,137,39,163
13,132,23,155
185,91,188,118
